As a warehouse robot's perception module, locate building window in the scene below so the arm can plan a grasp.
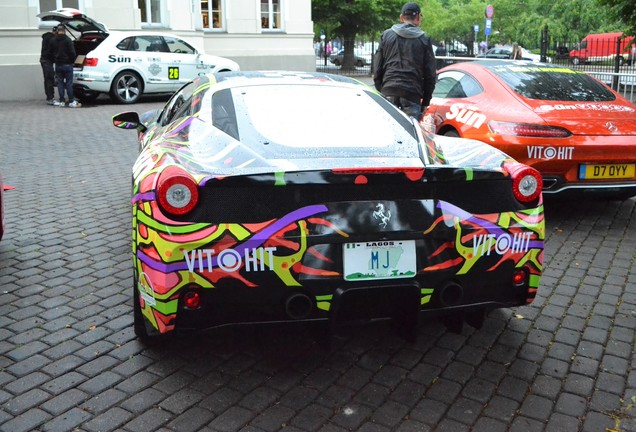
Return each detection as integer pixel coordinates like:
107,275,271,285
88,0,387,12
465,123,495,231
260,0,281,30
39,0,80,11
201,0,223,29
138,0,162,25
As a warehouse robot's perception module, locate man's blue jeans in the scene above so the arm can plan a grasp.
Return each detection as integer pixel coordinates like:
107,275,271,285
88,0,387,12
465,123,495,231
385,96,422,121
55,63,74,102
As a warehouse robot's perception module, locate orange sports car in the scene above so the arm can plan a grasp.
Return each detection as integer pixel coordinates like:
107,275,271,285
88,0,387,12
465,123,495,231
424,60,636,199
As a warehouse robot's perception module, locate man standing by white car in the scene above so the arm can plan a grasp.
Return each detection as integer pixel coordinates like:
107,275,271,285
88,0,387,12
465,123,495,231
39,26,57,105
48,25,81,107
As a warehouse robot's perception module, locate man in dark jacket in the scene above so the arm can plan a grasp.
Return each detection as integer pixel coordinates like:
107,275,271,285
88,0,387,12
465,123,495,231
373,2,436,121
48,25,80,107
40,26,57,105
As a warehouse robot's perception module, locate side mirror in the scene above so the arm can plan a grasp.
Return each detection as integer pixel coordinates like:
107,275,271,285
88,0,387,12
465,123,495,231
112,111,147,132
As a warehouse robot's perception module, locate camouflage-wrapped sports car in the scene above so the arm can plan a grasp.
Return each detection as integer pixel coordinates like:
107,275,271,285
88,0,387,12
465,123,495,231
113,71,545,341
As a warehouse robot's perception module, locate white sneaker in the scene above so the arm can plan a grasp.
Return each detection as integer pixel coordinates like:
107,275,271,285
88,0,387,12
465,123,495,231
53,100,64,106
68,100,82,108
46,99,55,106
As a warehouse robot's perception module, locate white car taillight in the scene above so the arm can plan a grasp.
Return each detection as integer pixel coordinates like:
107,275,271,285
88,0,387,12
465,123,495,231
83,57,99,67
157,168,199,216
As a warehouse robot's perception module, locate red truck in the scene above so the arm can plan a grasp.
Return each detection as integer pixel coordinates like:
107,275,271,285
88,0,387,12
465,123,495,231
569,32,634,65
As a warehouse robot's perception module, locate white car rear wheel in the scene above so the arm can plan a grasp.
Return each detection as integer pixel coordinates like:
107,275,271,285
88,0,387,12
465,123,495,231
110,71,143,104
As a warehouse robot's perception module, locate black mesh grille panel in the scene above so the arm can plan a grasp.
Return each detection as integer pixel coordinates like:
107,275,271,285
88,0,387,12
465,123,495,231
170,179,528,223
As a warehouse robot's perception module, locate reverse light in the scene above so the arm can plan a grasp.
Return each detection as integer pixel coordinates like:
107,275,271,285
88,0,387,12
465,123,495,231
506,162,543,203
156,168,199,216
182,290,202,309
83,57,99,67
488,121,571,138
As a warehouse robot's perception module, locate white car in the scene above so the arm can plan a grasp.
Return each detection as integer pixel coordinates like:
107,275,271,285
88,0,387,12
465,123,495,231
37,8,240,103
476,45,551,63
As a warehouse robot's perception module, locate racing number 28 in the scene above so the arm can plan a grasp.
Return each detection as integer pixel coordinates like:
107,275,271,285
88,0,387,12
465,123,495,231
168,67,179,80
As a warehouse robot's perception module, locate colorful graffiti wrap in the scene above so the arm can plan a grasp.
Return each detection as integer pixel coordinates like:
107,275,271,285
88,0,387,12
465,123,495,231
127,74,544,334
133,173,544,333
134,193,334,333
425,200,544,303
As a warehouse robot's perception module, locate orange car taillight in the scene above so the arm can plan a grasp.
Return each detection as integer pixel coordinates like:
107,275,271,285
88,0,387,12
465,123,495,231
507,162,542,203
488,121,571,138
83,57,99,67
156,168,199,216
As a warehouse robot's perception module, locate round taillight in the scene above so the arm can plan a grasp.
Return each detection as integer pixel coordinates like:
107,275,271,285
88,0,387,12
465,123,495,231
508,164,543,203
157,169,199,215
182,290,202,309
513,268,528,286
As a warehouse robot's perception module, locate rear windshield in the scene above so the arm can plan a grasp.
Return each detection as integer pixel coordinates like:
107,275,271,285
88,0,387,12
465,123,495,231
211,84,420,159
487,64,616,102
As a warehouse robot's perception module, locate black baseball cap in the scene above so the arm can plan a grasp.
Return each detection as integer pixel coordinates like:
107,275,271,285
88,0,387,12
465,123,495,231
401,2,421,16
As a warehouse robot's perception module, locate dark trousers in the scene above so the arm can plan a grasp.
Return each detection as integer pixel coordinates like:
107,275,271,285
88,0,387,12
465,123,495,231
385,96,422,121
40,60,55,100
55,63,75,102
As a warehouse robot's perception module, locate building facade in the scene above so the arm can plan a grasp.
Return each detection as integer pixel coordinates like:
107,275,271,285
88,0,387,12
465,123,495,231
0,0,315,101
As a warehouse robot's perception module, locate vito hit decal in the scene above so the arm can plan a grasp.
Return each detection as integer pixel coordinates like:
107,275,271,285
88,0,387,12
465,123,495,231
472,232,532,256
527,146,574,160
184,247,278,273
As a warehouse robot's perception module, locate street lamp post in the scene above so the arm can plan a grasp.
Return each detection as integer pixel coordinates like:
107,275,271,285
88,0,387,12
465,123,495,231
320,34,327,66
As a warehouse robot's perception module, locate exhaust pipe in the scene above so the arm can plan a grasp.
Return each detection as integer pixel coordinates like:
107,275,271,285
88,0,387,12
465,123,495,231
284,293,314,320
439,282,463,307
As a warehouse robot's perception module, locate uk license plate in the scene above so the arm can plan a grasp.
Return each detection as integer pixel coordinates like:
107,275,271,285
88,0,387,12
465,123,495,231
579,163,635,180
343,240,416,281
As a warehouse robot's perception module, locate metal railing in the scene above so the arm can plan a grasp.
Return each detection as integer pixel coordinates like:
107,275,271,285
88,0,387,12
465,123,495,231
316,54,636,102
321,54,635,102
588,71,636,101
315,56,372,77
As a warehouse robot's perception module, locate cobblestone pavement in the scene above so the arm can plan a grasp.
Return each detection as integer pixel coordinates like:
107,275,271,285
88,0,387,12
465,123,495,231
0,98,635,432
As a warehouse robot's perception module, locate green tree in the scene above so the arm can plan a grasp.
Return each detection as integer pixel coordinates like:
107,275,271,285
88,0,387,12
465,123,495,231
426,0,484,49
541,0,620,45
312,0,405,69
312,0,629,65
595,0,636,34
425,0,625,50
